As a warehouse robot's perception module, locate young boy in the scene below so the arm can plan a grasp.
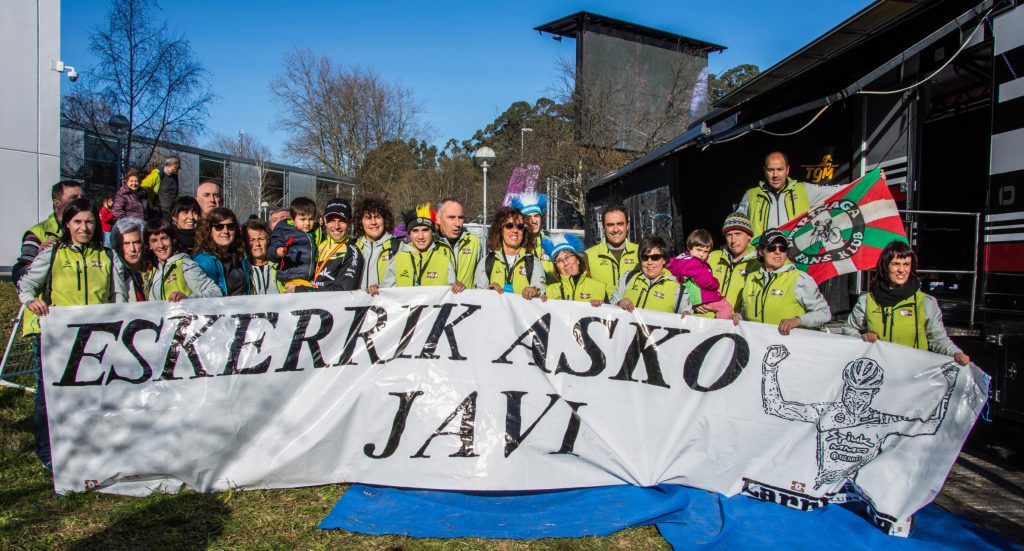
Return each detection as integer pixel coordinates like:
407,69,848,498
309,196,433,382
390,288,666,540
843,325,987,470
667,229,733,319
268,197,323,290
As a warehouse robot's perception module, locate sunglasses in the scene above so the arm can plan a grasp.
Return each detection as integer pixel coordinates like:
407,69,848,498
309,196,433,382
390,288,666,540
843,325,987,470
503,222,527,231
213,222,237,232
764,244,788,253
641,254,665,262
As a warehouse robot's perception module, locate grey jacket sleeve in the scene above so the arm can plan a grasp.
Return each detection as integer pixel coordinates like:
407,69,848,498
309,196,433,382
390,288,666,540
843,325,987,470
735,189,751,217
380,257,397,288
529,255,546,295
841,294,868,336
609,272,632,304
923,294,963,356
795,271,831,328
110,255,127,303
474,253,491,289
18,248,54,304
804,182,844,207
447,260,457,286
182,258,223,298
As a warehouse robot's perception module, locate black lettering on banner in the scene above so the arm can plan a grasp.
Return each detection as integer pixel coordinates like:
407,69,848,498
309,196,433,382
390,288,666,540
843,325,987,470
107,318,163,385
502,391,560,457
683,334,750,392
492,314,551,372
609,323,689,388
551,400,588,455
412,391,479,458
389,305,431,361
278,309,332,372
417,303,481,361
554,317,618,377
223,313,279,376
56,321,123,386
159,315,221,381
364,391,424,459
335,306,387,366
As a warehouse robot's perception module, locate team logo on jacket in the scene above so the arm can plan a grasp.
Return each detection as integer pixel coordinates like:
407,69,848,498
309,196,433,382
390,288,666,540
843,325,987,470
624,258,636,265
542,254,550,261
166,274,178,282
518,267,527,275
427,272,438,279
580,293,591,299
91,260,102,268
399,270,410,278
899,309,913,316
653,291,665,299
461,248,473,255
771,289,784,296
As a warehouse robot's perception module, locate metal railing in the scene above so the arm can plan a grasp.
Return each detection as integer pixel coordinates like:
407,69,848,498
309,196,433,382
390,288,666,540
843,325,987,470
901,209,981,329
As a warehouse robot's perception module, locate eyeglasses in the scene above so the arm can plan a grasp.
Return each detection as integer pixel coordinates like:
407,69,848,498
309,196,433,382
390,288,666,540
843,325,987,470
641,254,665,262
213,222,237,232
554,255,577,265
765,244,788,253
503,222,527,231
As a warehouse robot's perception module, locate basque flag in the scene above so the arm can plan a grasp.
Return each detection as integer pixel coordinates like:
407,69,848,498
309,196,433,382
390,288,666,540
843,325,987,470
779,168,908,284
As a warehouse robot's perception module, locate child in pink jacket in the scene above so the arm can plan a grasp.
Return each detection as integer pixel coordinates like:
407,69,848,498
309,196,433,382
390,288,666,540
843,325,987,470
667,229,733,319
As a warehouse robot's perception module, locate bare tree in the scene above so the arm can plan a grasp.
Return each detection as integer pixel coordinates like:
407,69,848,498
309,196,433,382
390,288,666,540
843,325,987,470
206,132,275,218
270,48,428,180
61,0,213,178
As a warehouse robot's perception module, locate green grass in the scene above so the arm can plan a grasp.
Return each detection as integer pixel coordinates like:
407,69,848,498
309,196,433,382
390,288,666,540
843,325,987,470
0,282,669,550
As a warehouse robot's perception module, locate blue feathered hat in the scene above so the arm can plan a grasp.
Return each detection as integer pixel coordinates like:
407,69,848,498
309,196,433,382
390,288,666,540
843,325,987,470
510,191,548,216
542,232,584,261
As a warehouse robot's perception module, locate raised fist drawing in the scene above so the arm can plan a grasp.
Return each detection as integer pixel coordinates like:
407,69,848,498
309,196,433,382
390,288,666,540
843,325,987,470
764,344,790,367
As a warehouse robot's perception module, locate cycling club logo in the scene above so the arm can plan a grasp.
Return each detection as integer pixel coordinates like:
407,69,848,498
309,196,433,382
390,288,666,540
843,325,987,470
790,199,865,267
761,345,958,489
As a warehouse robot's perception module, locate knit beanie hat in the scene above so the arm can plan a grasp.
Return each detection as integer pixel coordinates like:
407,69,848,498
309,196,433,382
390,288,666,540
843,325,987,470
722,212,753,236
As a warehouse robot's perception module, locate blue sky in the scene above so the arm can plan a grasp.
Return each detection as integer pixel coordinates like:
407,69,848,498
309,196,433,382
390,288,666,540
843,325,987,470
61,0,872,160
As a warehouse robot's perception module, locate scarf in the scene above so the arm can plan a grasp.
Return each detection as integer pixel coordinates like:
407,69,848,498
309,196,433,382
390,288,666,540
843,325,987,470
870,278,920,307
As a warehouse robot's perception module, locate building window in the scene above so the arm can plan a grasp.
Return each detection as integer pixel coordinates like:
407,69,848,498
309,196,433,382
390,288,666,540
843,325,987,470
264,170,285,208
199,157,225,187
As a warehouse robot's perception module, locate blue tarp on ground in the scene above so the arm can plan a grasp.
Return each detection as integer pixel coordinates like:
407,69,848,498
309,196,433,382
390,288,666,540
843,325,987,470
320,484,1021,550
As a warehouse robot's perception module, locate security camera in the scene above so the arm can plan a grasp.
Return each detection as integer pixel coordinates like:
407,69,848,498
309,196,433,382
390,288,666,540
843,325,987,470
67,67,79,82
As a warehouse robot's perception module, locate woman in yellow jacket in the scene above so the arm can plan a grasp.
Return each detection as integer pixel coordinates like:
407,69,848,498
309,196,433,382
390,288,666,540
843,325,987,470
17,198,126,470
541,233,605,306
611,235,692,315
474,206,545,299
842,241,969,365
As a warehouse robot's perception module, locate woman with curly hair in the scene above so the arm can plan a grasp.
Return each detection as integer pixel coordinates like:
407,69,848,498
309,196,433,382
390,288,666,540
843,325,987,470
353,195,401,287
192,207,252,296
473,206,544,299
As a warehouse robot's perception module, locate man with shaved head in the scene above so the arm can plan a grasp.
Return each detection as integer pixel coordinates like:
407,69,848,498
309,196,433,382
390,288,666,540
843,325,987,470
736,151,840,237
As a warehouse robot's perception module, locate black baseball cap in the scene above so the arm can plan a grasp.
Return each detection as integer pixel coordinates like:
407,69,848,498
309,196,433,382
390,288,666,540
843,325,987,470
760,228,789,248
324,198,351,220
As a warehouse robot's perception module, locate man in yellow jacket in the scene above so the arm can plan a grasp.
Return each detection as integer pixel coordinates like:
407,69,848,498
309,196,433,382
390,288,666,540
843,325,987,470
585,204,639,298
736,151,841,237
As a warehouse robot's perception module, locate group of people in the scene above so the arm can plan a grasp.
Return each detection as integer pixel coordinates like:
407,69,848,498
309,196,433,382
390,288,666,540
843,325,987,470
12,150,969,472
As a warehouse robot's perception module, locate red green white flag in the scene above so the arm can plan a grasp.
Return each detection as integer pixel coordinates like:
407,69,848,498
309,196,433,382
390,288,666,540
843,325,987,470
778,168,908,284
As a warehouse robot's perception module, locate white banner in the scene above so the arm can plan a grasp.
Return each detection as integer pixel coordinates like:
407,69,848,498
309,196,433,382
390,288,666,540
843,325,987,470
41,289,987,533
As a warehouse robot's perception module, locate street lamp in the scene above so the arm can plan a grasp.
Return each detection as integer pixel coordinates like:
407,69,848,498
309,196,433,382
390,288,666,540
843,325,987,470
107,114,130,184
473,147,496,224
520,127,533,163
